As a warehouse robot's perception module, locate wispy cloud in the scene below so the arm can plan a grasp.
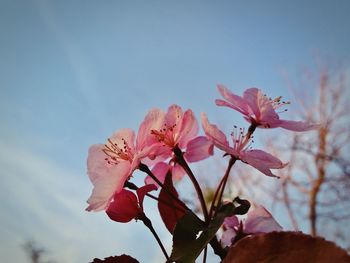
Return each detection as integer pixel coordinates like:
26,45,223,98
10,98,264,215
0,139,163,262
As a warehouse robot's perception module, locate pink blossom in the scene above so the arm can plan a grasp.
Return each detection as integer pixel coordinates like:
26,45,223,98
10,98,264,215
106,184,157,223
201,113,287,177
215,85,319,131
150,104,213,161
86,109,164,212
142,105,214,184
221,205,282,247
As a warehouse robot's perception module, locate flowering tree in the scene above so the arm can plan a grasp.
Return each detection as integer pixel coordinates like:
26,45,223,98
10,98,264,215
85,84,349,262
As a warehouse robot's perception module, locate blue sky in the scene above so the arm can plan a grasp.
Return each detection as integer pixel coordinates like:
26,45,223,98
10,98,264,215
1,0,350,262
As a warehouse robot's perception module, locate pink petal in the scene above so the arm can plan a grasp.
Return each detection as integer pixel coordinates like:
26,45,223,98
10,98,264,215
215,99,248,115
87,144,108,184
243,150,287,169
242,88,261,117
270,119,320,132
172,163,186,181
131,142,170,171
86,159,131,212
240,150,285,177
140,147,171,167
136,184,157,210
221,229,237,247
216,85,250,115
144,162,169,188
223,215,240,230
244,205,283,234
201,113,231,153
165,104,183,135
106,189,139,223
184,136,214,162
178,109,199,148
243,88,282,124
136,108,165,150
108,128,136,153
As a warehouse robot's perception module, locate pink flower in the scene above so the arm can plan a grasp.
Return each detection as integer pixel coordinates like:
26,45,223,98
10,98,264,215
86,109,164,212
221,205,282,247
145,105,213,183
106,184,157,223
150,105,213,161
215,85,319,131
201,113,287,177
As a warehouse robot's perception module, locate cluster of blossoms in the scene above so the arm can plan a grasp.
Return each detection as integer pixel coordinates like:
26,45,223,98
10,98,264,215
86,85,318,262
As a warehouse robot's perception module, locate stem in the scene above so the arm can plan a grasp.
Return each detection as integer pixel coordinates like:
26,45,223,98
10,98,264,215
139,163,166,188
140,214,169,260
209,237,227,259
208,172,225,220
208,123,256,219
173,146,209,222
202,246,207,263
212,157,236,218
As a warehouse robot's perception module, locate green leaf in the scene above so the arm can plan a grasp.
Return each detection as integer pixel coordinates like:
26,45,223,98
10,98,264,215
170,203,235,263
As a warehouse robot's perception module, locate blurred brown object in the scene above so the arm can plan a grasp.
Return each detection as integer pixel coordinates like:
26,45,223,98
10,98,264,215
222,231,350,263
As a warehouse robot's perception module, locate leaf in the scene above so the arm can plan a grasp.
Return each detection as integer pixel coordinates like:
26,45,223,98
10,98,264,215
158,171,187,233
136,183,157,210
170,203,235,263
91,254,139,263
222,231,350,263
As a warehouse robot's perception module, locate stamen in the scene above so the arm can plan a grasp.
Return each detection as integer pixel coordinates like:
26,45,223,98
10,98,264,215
269,95,291,112
102,137,133,162
151,123,176,147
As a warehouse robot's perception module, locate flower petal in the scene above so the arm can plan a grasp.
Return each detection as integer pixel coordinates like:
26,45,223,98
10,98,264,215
178,109,199,148
221,229,237,248
184,136,214,162
136,184,157,210
165,104,183,135
240,149,286,177
242,88,261,117
224,215,240,230
201,113,231,153
109,128,135,152
270,119,320,132
86,144,132,211
144,162,169,188
172,163,186,181
106,189,139,223
216,85,250,115
136,108,165,150
244,205,283,234
243,150,287,169
86,159,131,211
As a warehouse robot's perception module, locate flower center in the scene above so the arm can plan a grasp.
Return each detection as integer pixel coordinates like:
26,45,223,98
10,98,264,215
230,126,254,153
103,138,133,164
151,123,177,147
